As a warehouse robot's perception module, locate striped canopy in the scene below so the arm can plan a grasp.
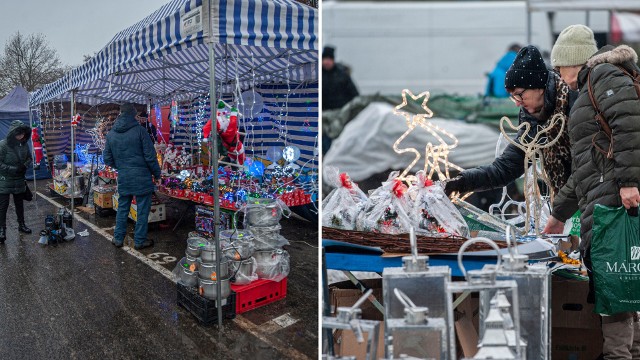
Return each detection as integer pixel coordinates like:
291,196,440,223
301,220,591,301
30,0,318,106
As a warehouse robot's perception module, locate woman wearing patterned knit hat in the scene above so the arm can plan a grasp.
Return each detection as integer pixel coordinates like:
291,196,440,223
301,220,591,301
544,24,640,359
445,45,577,206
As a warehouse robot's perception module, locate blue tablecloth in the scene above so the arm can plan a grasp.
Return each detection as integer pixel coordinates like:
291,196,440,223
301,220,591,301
323,239,498,278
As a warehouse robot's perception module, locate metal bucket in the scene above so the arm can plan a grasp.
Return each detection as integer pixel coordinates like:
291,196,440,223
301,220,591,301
179,266,198,287
245,198,282,227
198,277,231,301
201,243,237,262
186,236,207,257
197,258,229,280
231,258,255,279
254,249,286,279
185,255,198,268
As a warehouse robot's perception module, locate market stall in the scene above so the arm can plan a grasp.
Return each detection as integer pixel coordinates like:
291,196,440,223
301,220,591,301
30,0,318,327
321,88,585,359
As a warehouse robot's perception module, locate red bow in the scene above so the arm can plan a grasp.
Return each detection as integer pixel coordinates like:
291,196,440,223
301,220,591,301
392,179,407,198
424,179,433,187
339,173,352,189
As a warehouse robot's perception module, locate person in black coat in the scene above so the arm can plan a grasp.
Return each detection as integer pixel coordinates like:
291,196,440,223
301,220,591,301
322,46,359,111
0,120,33,242
445,46,577,198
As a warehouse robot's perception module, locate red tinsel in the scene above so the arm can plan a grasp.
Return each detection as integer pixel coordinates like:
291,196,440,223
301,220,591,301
392,179,407,198
339,173,353,189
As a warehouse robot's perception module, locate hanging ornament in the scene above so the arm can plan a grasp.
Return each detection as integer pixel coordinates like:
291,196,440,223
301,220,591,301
171,100,179,127
71,113,81,127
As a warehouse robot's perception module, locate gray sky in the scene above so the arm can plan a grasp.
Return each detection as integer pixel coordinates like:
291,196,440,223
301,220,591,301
0,0,169,66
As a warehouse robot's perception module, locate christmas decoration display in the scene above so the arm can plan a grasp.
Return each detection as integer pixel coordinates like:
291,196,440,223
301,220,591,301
408,170,470,237
356,171,413,234
321,167,368,230
31,127,44,165
393,89,463,183
203,101,245,165
499,113,565,235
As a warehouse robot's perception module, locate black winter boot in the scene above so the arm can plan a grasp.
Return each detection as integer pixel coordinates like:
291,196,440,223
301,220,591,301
0,227,6,243
18,223,31,234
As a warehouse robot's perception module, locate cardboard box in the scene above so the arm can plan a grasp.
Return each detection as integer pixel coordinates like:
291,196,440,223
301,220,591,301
332,322,385,360
328,278,385,358
551,276,603,360
329,279,384,321
454,292,480,358
93,191,114,208
129,202,166,223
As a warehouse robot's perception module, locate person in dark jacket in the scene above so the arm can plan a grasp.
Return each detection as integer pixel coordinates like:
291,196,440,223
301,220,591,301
445,46,577,200
485,43,521,98
104,103,161,250
322,46,359,155
544,43,640,358
322,46,359,111
0,120,32,242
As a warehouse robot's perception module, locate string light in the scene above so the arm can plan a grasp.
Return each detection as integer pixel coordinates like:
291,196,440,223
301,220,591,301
392,89,463,183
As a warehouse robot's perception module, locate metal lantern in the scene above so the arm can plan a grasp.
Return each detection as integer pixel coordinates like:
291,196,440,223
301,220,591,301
480,226,550,360
472,290,518,360
323,289,382,360
446,238,523,360
385,288,447,360
383,228,451,359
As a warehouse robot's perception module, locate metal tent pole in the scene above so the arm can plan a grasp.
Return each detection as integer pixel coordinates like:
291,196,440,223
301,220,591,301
28,97,37,203
208,0,223,327
70,90,76,227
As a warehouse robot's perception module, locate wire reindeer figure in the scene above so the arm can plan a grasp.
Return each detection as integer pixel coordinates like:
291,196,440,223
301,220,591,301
499,112,566,236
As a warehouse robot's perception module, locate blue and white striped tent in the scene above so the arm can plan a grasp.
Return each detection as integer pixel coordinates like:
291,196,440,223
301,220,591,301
30,0,318,169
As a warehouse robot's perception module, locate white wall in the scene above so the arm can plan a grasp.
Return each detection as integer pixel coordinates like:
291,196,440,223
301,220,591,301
323,1,555,96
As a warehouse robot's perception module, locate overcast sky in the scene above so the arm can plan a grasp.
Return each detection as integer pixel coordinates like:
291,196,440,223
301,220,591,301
0,0,169,66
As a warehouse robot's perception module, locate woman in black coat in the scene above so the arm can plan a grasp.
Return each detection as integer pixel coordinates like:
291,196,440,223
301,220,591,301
0,120,33,243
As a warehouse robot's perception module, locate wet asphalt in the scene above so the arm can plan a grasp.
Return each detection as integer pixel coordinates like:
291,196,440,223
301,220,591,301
0,180,318,359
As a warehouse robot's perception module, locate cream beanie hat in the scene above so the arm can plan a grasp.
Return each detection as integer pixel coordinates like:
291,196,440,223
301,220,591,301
551,25,598,67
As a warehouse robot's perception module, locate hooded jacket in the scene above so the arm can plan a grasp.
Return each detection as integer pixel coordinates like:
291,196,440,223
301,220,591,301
551,45,640,251
460,71,577,192
103,109,161,196
485,50,517,98
0,120,32,194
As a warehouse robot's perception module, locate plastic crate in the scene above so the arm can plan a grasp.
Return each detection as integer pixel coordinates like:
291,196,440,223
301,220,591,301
230,278,287,314
176,283,236,326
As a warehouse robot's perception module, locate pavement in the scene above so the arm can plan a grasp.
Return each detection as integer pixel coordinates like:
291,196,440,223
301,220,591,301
0,179,318,359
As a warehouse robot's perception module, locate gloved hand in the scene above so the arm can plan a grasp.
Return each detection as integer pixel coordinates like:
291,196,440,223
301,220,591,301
444,175,466,196
15,164,26,174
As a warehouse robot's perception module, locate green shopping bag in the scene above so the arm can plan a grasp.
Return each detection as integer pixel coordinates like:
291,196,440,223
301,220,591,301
591,204,640,315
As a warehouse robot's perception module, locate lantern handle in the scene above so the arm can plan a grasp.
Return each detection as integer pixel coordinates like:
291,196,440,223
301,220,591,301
457,237,502,280
394,288,417,310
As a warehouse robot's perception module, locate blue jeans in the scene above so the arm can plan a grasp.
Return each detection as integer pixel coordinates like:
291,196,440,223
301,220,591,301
114,193,152,246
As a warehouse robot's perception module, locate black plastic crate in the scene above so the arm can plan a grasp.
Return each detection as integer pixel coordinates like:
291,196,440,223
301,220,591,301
177,283,236,326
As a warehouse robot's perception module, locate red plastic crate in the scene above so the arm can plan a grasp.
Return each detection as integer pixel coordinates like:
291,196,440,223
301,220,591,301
230,278,287,314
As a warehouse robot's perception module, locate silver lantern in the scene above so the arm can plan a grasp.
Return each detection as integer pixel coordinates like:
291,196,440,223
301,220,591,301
385,288,447,360
323,289,382,360
383,228,451,359
446,238,523,360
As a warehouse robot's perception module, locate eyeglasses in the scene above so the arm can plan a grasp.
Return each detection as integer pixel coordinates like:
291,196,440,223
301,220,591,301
510,89,528,103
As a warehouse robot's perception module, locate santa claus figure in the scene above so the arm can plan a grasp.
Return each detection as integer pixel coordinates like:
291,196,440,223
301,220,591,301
31,127,43,165
203,101,245,165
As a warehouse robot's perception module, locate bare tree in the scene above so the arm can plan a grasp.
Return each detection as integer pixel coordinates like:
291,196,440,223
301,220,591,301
0,32,67,96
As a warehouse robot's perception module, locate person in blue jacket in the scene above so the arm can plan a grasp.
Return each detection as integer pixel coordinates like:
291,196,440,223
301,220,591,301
103,103,161,250
485,43,521,98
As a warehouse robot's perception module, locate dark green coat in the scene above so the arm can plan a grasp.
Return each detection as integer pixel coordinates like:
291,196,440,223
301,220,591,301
0,121,32,194
552,45,640,251
103,112,161,196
